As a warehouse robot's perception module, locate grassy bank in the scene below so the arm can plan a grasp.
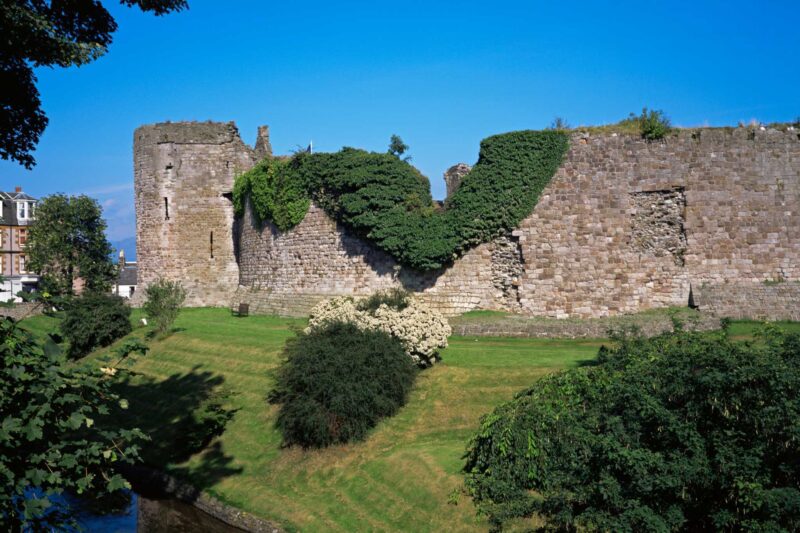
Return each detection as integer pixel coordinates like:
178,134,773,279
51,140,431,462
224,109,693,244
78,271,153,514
17,309,797,531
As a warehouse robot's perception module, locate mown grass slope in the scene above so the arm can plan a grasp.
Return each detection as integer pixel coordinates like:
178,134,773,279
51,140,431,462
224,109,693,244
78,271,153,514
20,308,598,531
18,308,796,532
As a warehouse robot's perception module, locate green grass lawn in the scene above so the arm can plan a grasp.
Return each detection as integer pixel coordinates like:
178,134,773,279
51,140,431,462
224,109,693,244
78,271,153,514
17,309,798,532
19,308,600,531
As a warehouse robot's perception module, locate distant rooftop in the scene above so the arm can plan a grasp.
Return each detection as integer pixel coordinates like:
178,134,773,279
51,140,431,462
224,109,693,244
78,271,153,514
0,188,38,226
0,190,36,201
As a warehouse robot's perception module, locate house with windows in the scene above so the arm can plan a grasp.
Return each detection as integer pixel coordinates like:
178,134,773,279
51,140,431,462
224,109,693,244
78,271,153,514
0,187,38,302
112,248,138,299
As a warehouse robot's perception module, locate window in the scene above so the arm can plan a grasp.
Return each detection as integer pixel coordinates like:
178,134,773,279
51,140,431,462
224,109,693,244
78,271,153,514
17,202,25,220
18,255,25,274
164,197,170,220
18,228,27,247
210,231,214,258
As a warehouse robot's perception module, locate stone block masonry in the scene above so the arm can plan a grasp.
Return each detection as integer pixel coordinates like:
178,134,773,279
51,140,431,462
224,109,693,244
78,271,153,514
131,122,261,307
134,123,800,320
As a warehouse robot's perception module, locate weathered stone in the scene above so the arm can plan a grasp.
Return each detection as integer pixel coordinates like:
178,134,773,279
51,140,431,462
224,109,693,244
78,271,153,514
443,163,471,198
133,124,800,320
131,121,256,308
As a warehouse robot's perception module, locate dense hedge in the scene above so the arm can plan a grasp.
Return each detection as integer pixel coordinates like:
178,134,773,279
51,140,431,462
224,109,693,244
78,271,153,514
233,130,569,270
463,326,800,532
268,323,418,448
61,292,132,358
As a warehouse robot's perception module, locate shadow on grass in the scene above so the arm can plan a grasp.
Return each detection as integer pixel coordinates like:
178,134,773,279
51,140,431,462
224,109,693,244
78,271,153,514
109,365,241,492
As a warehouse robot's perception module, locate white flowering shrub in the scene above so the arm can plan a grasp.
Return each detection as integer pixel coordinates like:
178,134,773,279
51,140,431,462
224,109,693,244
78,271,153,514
306,290,451,365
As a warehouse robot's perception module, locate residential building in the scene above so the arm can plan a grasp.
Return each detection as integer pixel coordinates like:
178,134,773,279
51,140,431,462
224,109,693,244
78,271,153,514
112,248,138,299
0,187,38,302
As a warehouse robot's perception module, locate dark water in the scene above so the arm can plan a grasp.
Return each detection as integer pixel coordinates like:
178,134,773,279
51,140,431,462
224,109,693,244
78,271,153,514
72,492,245,532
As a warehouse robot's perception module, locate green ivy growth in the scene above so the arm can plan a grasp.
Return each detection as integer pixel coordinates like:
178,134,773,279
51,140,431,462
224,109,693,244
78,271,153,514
232,158,310,231
233,130,569,270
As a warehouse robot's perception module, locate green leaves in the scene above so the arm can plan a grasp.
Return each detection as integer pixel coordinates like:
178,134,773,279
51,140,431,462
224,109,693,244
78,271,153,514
61,292,132,359
270,323,417,448
142,279,186,335
0,317,144,530
464,327,800,531
233,130,569,271
232,158,311,231
26,194,116,296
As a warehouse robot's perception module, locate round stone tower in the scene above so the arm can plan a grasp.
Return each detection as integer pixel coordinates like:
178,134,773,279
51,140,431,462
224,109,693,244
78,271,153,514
132,121,259,307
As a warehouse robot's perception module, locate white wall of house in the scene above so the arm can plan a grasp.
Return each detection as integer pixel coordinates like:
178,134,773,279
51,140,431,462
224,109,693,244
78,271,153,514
113,284,136,299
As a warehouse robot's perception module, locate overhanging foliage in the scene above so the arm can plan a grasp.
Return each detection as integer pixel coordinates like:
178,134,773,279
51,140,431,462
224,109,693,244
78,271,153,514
233,130,569,270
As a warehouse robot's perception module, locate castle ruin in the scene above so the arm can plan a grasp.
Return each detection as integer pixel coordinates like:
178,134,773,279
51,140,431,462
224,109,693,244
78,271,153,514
133,121,800,321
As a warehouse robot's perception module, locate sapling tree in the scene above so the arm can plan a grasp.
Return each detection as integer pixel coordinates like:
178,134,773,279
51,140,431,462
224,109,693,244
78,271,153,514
143,278,186,334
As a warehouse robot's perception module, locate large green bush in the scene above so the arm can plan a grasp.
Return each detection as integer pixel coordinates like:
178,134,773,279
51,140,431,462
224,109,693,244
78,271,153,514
61,292,132,358
463,326,800,532
268,323,417,448
233,130,569,270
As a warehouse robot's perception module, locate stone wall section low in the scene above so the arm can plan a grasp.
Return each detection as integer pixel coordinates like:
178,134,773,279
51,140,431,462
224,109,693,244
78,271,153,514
0,302,44,321
235,202,511,316
693,282,800,321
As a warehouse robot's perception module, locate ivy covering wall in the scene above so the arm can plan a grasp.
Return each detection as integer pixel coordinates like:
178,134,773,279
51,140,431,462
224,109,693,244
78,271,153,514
233,130,569,271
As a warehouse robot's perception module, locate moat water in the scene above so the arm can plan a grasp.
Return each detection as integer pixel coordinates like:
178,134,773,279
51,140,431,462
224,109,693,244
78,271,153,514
70,491,245,532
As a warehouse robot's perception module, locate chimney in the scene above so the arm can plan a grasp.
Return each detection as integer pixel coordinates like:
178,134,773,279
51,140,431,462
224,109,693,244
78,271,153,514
14,186,21,193
119,249,126,268
253,125,273,160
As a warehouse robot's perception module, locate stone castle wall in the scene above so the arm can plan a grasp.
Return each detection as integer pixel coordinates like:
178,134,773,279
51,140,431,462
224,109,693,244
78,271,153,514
135,123,800,319
515,128,800,318
235,201,510,316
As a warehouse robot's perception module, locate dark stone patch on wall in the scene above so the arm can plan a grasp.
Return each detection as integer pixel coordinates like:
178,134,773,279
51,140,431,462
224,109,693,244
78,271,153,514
630,188,687,265
490,231,524,310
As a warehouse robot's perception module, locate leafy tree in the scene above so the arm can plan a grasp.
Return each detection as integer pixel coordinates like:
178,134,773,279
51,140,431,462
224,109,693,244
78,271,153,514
142,278,186,334
464,326,800,531
26,194,116,296
388,134,410,159
61,292,132,359
0,318,145,530
0,0,187,169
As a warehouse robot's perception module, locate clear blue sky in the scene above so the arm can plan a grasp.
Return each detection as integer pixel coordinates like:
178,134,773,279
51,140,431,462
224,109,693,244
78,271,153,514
2,0,799,240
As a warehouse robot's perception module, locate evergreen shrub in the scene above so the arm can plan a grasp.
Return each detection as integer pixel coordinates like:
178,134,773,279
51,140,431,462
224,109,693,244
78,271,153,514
463,326,800,532
269,323,417,448
61,292,132,358
233,130,569,270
